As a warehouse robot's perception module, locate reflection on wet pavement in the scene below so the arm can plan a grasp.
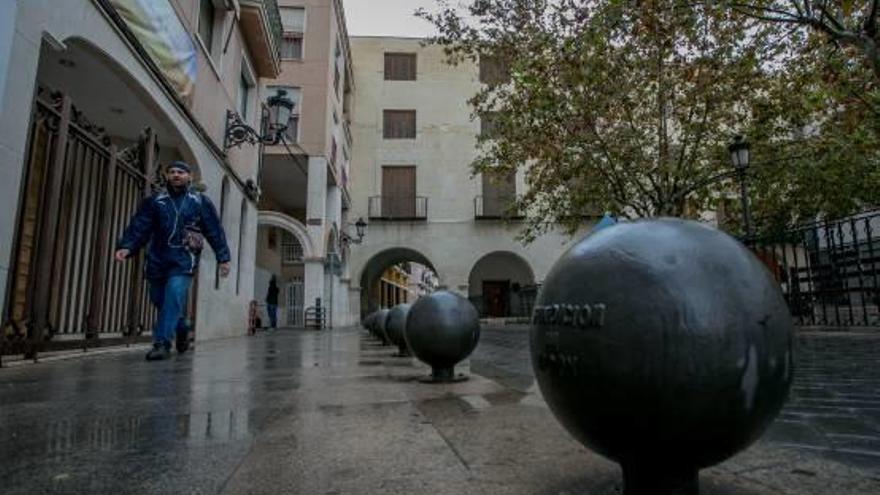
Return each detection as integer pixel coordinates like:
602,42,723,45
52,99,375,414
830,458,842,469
0,326,877,494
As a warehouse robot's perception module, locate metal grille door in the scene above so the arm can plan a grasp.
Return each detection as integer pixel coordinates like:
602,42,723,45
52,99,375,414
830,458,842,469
286,278,304,327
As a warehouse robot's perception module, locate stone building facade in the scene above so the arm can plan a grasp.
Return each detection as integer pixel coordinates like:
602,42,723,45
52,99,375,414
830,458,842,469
254,0,356,328
348,36,589,319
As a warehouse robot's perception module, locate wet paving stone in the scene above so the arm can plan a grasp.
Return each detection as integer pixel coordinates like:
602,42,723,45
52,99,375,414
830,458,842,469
471,325,880,473
0,325,878,494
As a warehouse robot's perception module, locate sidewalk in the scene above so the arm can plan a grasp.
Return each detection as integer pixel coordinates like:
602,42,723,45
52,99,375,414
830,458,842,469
0,327,877,494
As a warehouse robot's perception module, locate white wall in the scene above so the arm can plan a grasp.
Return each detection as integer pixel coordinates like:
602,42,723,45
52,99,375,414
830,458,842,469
347,37,589,316
0,0,16,112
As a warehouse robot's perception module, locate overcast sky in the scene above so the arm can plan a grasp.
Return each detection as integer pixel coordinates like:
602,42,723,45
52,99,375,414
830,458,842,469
342,0,442,38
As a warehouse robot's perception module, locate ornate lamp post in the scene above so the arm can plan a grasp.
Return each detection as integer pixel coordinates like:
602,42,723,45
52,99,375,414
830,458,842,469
223,89,295,150
728,135,753,239
341,217,368,245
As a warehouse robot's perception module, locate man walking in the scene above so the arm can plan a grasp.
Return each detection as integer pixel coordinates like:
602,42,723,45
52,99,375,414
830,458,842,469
115,161,231,361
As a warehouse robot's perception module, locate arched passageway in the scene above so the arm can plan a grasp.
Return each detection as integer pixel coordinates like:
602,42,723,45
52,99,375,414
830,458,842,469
358,247,439,318
468,251,535,317
254,212,313,327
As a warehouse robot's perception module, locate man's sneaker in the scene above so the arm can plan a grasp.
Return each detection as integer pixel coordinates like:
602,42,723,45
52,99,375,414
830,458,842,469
145,344,170,361
175,331,190,354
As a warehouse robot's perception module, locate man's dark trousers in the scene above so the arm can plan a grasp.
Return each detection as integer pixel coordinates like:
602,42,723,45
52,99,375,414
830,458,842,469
149,275,193,349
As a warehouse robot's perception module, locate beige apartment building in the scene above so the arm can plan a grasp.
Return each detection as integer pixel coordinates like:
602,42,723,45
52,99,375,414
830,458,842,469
349,37,589,319
0,0,281,358
254,0,357,327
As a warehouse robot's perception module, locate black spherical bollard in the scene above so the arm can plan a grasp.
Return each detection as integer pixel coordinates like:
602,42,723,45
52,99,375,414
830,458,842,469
374,309,392,346
530,219,793,495
364,312,382,341
386,304,412,357
362,312,375,333
405,290,480,383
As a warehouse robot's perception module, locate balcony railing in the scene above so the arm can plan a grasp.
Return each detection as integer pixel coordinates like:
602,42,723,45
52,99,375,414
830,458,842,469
239,0,283,77
369,196,428,221
474,195,524,220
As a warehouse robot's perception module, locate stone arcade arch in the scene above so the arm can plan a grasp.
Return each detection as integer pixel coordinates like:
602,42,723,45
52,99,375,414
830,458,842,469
468,251,536,318
257,211,315,257
255,211,314,327
357,247,438,318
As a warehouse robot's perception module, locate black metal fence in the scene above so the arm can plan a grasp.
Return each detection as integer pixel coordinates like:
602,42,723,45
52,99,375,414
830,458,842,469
750,210,880,327
368,196,428,220
2,88,159,360
474,195,525,220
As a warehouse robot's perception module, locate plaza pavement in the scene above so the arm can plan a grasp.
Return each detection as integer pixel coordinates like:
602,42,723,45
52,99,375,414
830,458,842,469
0,325,877,494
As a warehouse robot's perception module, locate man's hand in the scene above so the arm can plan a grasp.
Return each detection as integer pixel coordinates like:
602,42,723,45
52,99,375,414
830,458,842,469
219,262,231,278
114,249,130,262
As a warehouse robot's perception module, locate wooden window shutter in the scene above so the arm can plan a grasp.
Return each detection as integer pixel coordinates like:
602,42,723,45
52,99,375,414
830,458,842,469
383,110,416,139
384,53,417,81
382,166,417,218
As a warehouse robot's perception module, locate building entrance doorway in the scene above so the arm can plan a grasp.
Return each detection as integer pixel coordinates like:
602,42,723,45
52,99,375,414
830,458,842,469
468,251,535,318
482,281,510,317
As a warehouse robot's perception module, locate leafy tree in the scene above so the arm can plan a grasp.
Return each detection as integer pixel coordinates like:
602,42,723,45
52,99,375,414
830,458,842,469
418,0,880,241
722,1,880,80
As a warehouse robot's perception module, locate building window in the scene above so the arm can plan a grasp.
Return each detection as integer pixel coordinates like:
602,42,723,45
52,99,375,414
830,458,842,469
480,55,510,86
384,53,417,81
280,7,305,60
335,37,344,98
480,112,500,139
281,33,303,60
282,231,304,264
382,166,417,218
330,136,337,167
482,170,517,217
334,65,341,97
238,71,252,119
267,85,301,143
236,199,248,295
383,110,416,139
198,0,216,52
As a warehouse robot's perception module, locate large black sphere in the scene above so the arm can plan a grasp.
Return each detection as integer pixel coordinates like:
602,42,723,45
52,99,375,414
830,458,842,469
531,219,793,495
406,291,480,382
386,304,412,356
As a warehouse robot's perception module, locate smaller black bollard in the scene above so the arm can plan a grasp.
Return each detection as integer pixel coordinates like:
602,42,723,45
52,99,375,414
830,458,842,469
386,304,412,357
374,308,392,346
405,291,480,383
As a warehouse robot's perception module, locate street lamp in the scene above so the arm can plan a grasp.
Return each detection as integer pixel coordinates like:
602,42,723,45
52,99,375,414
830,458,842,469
223,89,295,150
341,217,368,245
728,135,754,239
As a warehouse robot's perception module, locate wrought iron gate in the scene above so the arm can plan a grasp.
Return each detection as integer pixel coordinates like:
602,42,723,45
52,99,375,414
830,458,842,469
751,210,880,327
2,88,162,358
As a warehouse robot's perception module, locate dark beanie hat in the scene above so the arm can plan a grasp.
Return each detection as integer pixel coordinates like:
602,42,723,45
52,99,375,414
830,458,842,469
167,160,191,173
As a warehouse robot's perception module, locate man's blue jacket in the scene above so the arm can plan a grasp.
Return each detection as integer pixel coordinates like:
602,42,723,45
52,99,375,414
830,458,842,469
117,187,231,280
